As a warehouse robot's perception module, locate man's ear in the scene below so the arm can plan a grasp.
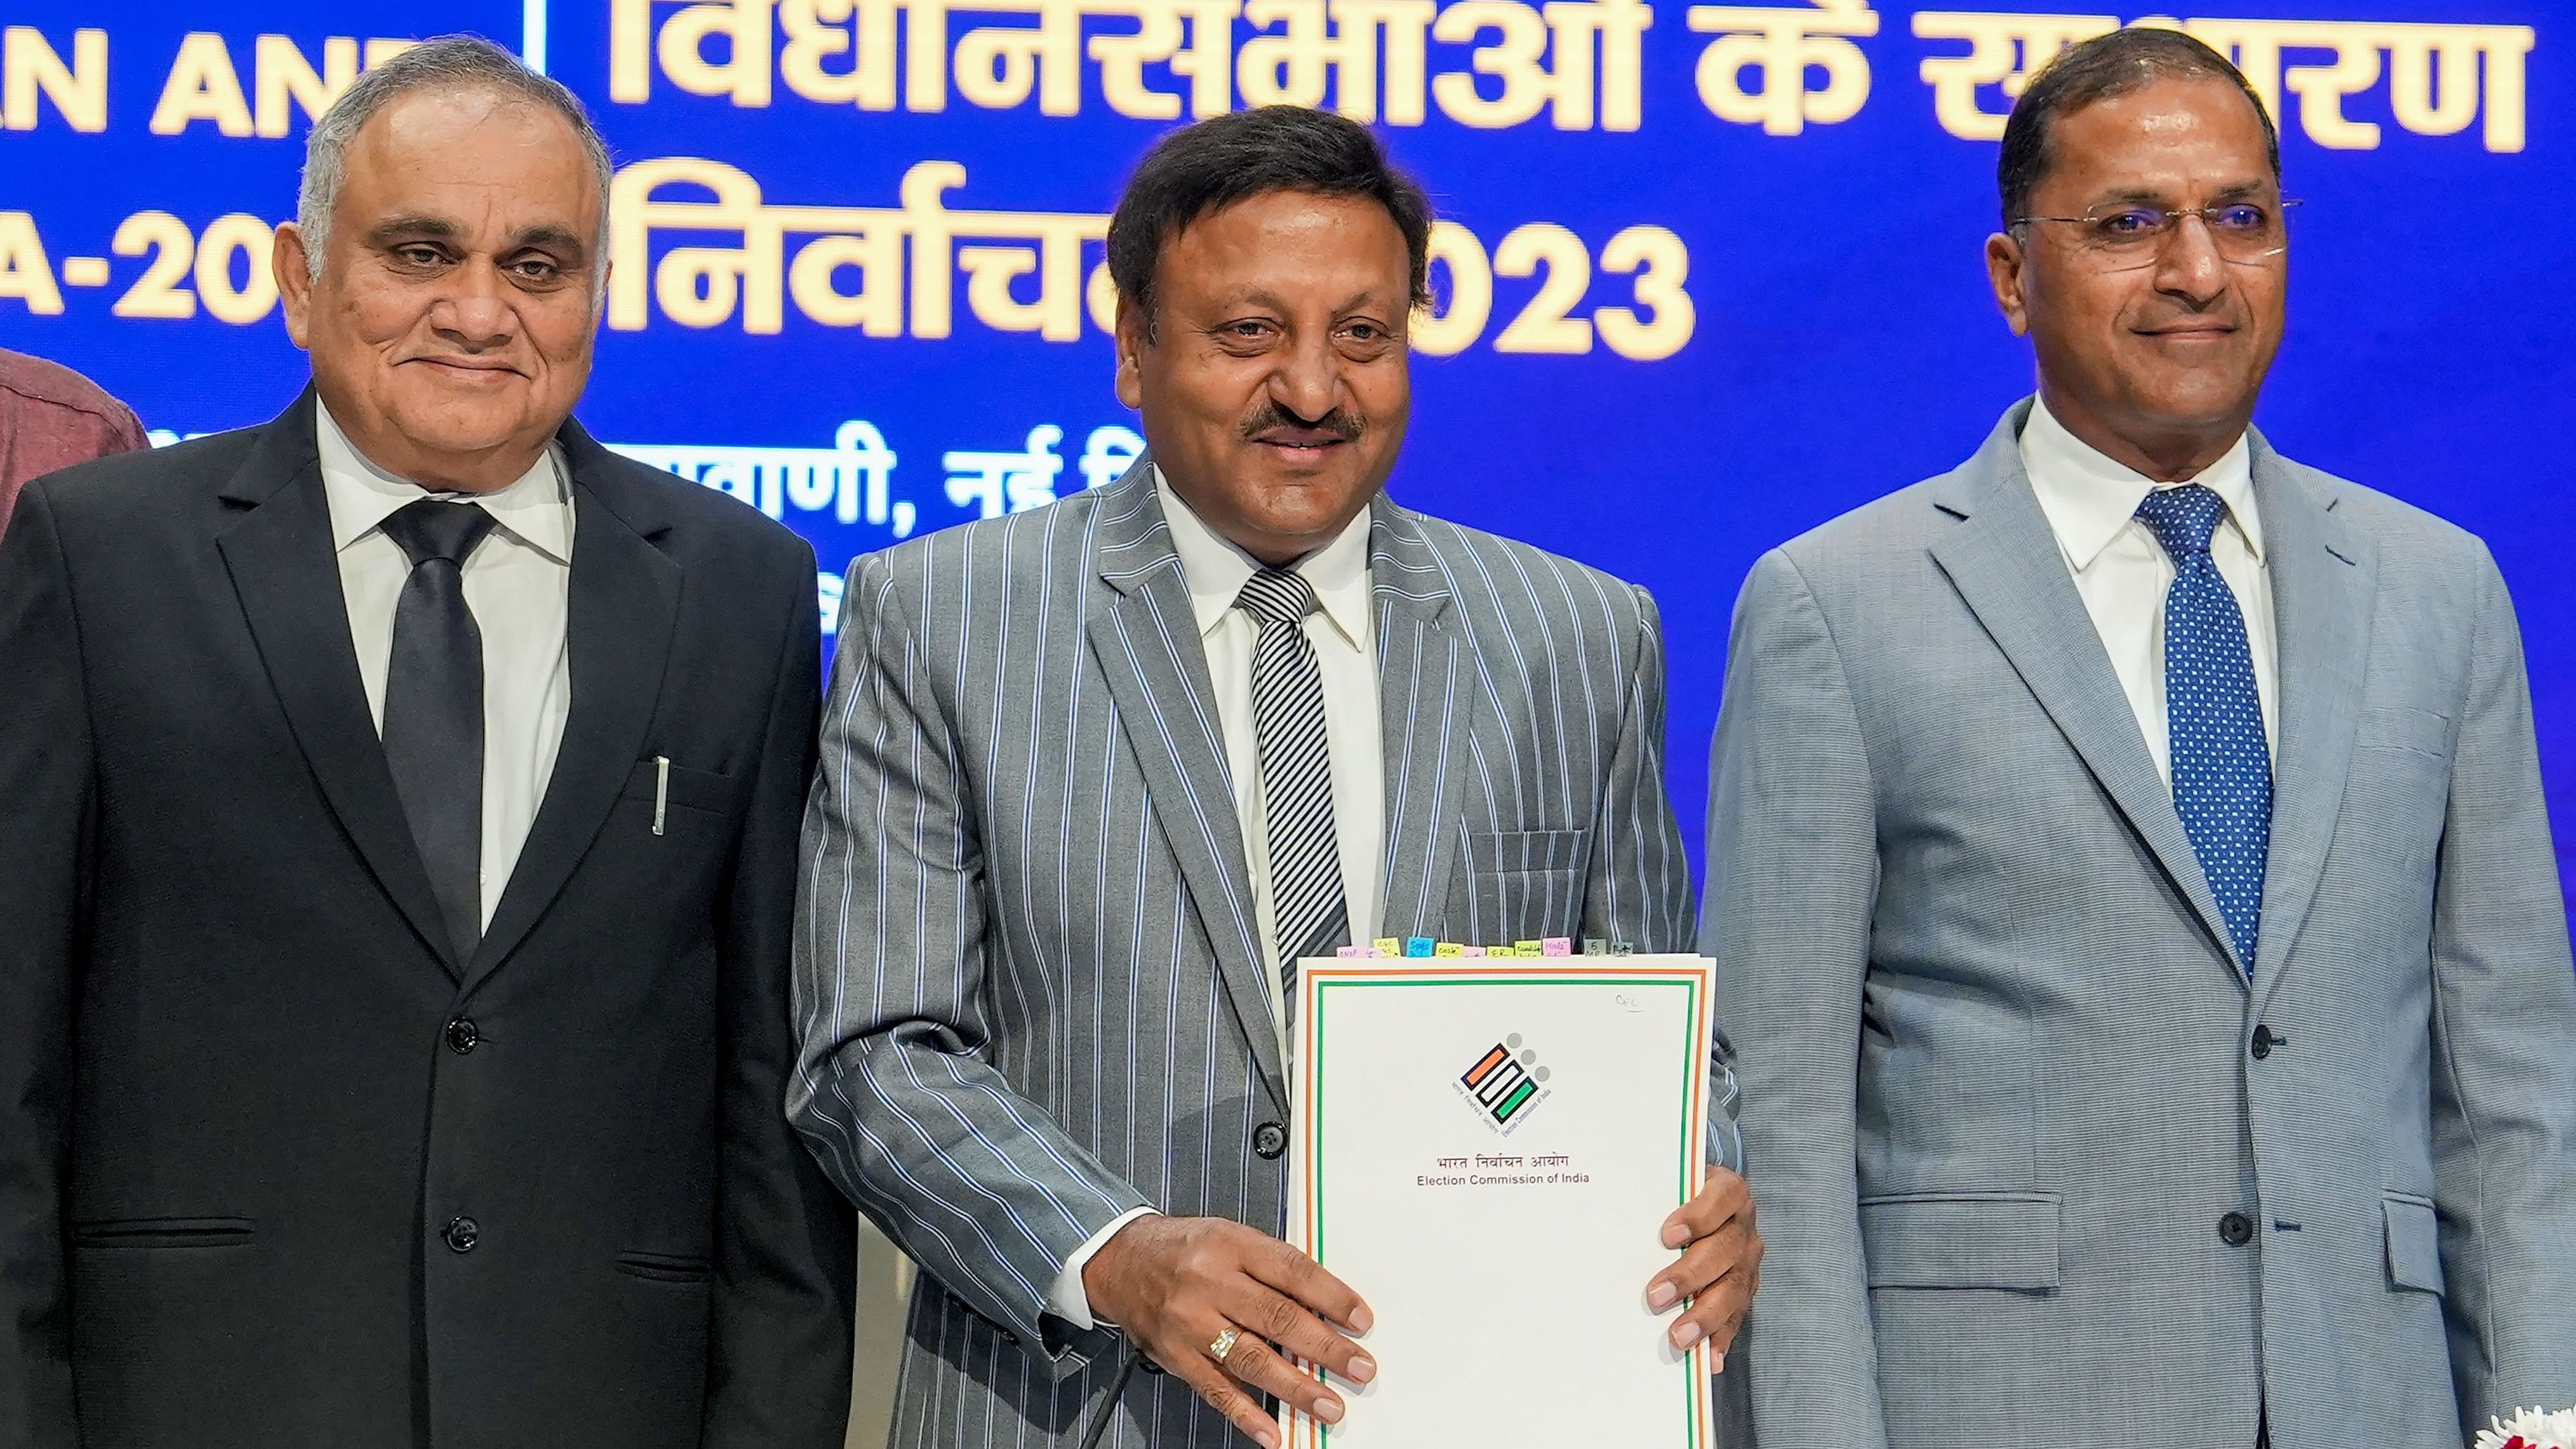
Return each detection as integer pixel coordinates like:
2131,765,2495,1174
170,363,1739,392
1114,294,1148,410
1985,231,2031,338
274,222,315,349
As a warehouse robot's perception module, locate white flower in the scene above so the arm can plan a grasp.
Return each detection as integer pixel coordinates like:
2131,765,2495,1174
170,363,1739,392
2476,1406,2576,1449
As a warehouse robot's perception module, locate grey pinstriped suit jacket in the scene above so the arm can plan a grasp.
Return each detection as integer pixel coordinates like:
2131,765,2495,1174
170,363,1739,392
1705,401,2576,1449
791,460,1705,1448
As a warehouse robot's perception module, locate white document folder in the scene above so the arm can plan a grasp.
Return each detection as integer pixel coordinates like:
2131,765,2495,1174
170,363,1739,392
1281,956,1718,1449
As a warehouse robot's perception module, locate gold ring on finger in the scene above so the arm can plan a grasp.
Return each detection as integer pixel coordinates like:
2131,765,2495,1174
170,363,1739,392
1208,1327,1241,1363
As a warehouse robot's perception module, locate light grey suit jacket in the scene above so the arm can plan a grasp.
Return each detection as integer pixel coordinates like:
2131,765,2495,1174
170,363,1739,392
792,461,1702,1448
1705,400,2576,1449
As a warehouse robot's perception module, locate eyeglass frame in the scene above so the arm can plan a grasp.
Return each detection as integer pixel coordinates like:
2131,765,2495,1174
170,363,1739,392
2006,197,2302,266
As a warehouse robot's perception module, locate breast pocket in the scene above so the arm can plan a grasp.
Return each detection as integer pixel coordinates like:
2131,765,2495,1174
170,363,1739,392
2343,709,2453,887
2354,706,2452,763
1454,828,1591,944
620,758,741,829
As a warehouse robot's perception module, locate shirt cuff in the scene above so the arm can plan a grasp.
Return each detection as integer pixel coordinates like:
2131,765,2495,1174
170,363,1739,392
1046,1207,1159,1331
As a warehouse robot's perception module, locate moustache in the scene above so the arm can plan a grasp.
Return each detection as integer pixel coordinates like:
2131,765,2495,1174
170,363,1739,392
1239,405,1363,443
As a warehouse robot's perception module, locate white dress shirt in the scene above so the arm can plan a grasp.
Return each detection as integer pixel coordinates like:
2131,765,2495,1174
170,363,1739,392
2020,396,2278,782
1044,467,1387,1331
317,403,575,928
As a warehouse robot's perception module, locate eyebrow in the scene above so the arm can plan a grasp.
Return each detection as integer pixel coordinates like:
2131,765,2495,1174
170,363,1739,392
508,224,589,259
1225,284,1400,316
367,215,460,246
364,215,591,262
2088,178,2276,207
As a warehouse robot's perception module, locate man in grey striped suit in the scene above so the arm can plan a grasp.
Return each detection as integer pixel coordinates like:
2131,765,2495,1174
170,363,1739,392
793,107,1760,1448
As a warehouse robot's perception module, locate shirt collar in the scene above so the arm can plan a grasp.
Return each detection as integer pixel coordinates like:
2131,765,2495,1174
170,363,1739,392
2019,394,2262,571
1154,465,1375,650
316,401,573,564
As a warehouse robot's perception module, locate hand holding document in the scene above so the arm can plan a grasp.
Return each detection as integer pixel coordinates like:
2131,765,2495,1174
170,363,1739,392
1281,954,1731,1449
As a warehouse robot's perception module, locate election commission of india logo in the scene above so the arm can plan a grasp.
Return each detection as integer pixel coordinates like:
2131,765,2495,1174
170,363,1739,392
1457,1034,1553,1134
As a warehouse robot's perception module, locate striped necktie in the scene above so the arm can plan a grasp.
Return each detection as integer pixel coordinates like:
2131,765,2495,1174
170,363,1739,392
2135,483,2270,977
1236,567,1349,1010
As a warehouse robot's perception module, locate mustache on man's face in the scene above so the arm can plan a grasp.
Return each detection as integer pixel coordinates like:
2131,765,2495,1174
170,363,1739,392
1239,403,1364,443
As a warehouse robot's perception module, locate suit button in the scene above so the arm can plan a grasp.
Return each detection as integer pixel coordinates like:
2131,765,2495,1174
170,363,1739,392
445,1018,481,1055
2218,1212,2254,1246
443,1215,481,1253
1253,1123,1288,1160
2249,1025,2276,1060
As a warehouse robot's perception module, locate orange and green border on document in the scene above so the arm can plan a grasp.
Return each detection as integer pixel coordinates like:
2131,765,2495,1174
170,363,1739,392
1281,961,1716,1449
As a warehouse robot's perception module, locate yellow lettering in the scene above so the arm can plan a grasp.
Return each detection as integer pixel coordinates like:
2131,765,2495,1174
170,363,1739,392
254,34,360,137
152,33,254,136
4,26,109,133
0,211,63,316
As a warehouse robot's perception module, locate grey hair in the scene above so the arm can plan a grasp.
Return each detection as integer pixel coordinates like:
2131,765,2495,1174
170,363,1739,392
297,34,613,285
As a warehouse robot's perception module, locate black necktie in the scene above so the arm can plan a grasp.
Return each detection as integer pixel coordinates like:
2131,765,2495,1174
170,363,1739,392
377,498,498,963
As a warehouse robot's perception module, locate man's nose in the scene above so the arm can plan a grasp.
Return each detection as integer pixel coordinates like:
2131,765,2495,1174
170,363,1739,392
1267,329,1342,422
2152,213,2230,305
428,259,520,348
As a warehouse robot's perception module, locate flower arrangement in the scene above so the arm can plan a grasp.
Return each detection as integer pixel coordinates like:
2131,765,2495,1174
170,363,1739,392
2476,1407,2576,1449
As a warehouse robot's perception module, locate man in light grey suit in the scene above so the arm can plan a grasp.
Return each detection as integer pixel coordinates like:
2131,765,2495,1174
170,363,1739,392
794,105,1761,1449
1707,28,2576,1449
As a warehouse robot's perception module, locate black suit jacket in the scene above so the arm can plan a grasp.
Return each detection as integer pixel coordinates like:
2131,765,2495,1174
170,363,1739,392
0,391,855,1449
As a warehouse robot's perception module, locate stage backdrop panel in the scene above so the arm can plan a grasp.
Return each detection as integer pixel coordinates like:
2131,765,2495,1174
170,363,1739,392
1,0,2567,897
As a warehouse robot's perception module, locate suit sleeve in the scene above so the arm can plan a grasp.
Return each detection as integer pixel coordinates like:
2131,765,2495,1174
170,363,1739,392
1702,549,1888,1449
2425,546,2576,1429
0,484,87,1449
1584,584,1697,953
1583,584,1738,1170
702,549,857,1448
789,551,1152,1375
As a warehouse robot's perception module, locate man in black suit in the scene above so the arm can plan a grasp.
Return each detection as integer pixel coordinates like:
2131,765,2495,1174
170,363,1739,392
0,36,853,1449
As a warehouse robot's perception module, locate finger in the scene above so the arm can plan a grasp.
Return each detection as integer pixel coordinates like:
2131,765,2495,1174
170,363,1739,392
1650,1219,1755,1303
1230,1281,1375,1384
1660,1171,1753,1248
1169,1342,1285,1449
1666,1264,1756,1357
1216,1330,1348,1426
1243,1238,1374,1333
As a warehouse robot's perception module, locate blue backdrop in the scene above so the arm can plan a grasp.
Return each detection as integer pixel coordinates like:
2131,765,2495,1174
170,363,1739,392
3,0,2567,891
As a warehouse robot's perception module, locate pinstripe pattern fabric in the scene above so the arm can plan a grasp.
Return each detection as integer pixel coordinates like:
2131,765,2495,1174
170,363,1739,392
1704,400,2576,1449
792,459,1702,1449
1237,567,1349,984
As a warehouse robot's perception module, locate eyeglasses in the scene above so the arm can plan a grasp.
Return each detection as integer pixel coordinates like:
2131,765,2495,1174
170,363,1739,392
2010,199,2299,271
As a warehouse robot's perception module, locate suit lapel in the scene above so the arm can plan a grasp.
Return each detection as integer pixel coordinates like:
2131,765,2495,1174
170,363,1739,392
1927,407,2247,982
1368,501,1476,939
464,421,681,994
2246,439,2376,1010
215,390,460,977
1084,463,1286,1104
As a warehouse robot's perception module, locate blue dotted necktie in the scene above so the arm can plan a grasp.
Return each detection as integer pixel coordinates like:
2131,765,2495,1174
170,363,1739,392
2134,484,2269,976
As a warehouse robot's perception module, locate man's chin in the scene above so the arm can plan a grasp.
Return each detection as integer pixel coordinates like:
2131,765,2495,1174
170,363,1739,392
389,392,547,441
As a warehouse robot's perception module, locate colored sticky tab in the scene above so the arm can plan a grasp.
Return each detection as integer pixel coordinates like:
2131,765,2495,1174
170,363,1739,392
1405,937,1436,958
1434,942,1464,957
1374,938,1402,957
1582,938,1608,956
1514,940,1543,956
1460,945,1486,957
1335,945,1363,958
1541,937,1573,956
